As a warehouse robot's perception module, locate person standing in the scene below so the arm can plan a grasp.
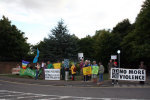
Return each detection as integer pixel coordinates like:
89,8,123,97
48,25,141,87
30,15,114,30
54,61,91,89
71,63,76,81
112,62,118,85
83,60,89,81
92,61,98,83
61,61,65,80
88,60,92,81
107,59,113,78
35,63,40,80
139,61,146,85
98,62,105,85
47,61,54,69
41,62,47,79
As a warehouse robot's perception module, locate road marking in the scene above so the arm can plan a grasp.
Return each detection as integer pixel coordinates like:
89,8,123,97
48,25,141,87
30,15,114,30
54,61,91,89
0,90,149,100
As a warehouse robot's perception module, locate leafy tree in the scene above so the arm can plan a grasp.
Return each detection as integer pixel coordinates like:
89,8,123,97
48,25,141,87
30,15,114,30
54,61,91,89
0,16,30,61
78,35,95,60
121,0,150,67
112,19,132,37
37,20,79,62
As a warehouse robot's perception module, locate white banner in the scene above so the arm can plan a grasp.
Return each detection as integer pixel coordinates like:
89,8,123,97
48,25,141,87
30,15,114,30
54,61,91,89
45,69,60,80
110,68,146,81
12,68,20,74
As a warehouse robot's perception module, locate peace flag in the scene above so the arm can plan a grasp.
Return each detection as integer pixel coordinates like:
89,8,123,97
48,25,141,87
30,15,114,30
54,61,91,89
83,66,92,75
33,48,40,63
92,66,99,75
22,60,29,69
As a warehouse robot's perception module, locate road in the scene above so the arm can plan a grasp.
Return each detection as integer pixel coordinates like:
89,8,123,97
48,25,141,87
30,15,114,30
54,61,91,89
0,80,150,100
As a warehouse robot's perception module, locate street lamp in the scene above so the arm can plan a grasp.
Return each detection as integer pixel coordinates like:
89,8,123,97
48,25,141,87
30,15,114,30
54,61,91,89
117,50,121,68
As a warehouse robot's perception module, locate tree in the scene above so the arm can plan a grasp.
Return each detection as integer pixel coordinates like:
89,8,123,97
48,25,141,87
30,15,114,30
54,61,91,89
37,20,79,62
78,35,95,60
0,16,30,61
112,19,132,37
121,0,150,67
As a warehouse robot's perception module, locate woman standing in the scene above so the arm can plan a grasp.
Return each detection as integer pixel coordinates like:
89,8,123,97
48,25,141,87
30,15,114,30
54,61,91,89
98,62,104,85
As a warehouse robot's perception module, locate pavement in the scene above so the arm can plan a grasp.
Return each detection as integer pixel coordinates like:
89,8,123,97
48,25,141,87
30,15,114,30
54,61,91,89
0,75,150,88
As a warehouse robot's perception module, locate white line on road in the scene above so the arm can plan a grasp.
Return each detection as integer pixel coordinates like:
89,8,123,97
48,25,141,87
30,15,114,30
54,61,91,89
0,90,149,100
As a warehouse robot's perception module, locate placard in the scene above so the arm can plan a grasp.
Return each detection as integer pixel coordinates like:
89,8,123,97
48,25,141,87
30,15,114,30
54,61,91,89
12,68,20,74
45,69,60,80
110,68,146,81
111,55,117,59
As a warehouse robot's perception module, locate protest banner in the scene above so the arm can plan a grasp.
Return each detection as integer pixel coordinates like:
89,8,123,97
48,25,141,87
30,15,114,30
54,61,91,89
45,69,60,80
53,63,61,69
110,68,146,81
12,68,20,74
22,60,29,69
83,66,92,75
92,66,99,75
20,68,41,78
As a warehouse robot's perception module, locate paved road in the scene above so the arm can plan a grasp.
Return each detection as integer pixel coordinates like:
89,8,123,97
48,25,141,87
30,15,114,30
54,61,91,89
0,80,150,100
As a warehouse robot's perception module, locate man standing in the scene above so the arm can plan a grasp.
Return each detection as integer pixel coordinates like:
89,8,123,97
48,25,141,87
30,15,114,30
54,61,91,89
107,59,113,78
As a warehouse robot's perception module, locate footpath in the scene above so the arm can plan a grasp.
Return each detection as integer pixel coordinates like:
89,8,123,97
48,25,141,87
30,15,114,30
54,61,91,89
0,75,150,88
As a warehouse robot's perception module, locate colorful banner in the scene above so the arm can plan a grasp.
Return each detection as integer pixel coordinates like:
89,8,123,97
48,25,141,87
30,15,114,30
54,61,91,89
22,60,29,69
83,66,92,75
20,68,41,78
92,66,99,74
33,48,40,63
110,68,146,81
53,63,61,69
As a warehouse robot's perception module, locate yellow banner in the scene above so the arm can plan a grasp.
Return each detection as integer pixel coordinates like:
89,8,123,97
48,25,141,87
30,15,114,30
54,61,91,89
83,66,92,75
53,63,61,69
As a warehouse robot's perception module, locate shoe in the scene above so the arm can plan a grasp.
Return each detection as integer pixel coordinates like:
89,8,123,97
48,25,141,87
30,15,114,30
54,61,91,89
112,83,114,85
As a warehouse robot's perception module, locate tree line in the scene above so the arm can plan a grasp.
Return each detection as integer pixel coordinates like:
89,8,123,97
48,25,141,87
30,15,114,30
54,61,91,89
0,0,149,71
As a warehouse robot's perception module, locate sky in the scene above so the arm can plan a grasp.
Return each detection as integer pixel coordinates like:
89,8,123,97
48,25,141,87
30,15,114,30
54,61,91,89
0,0,145,45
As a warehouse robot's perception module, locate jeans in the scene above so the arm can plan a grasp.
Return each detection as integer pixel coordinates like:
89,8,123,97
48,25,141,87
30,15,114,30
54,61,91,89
35,70,39,80
99,73,103,82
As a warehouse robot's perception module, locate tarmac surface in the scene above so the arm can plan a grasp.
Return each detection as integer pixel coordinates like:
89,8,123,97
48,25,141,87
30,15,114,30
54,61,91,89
0,75,150,88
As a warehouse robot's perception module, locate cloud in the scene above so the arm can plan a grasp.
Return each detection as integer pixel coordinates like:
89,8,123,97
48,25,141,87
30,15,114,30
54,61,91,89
0,0,145,44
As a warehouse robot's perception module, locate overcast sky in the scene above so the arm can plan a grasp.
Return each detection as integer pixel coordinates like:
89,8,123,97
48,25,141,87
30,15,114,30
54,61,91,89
0,0,145,44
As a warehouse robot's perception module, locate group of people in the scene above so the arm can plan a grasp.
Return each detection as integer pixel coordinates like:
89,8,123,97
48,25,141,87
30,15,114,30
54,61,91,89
16,59,146,85
79,59,105,85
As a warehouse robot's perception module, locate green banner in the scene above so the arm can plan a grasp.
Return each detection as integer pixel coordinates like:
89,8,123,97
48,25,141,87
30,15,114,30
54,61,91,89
20,68,41,78
92,66,99,75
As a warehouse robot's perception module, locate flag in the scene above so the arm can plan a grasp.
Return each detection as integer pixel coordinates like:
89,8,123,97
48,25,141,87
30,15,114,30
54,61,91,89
22,60,29,69
33,48,40,63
